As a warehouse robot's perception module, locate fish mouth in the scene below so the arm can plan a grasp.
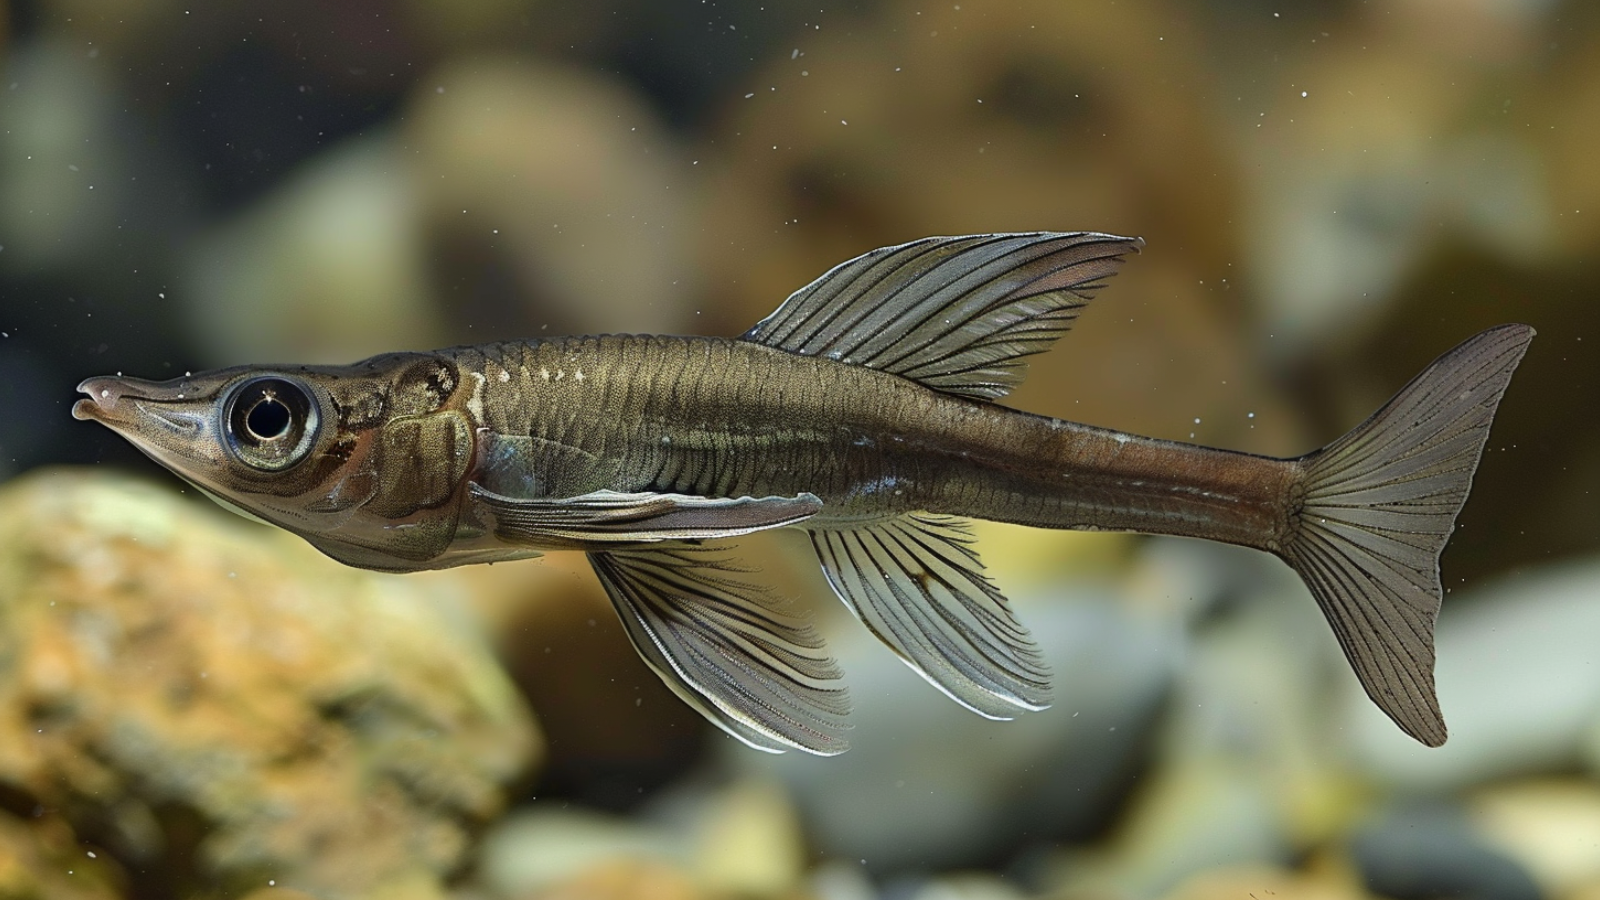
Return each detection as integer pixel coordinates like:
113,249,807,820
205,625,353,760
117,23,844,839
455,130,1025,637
73,376,136,425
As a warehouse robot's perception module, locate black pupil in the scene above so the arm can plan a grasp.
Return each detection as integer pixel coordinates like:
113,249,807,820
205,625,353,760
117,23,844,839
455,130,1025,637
246,396,292,441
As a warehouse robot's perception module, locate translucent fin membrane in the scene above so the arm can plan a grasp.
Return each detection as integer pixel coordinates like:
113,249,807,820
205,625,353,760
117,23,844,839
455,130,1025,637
743,232,1142,401
1283,325,1534,747
590,544,852,755
810,514,1052,718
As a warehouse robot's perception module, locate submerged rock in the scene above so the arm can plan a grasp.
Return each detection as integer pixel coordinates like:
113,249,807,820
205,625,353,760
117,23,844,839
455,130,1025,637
1350,803,1543,900
0,469,540,900
476,777,806,900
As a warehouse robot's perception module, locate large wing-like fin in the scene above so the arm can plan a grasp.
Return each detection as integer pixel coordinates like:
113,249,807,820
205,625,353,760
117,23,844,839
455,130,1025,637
808,514,1052,717
590,545,852,755
742,232,1141,401
470,485,821,547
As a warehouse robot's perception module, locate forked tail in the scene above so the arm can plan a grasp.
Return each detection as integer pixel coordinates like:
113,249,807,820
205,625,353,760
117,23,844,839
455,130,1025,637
1280,325,1534,746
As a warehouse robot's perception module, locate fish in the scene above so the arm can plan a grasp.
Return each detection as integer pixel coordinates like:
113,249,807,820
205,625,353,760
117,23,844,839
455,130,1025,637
71,232,1533,756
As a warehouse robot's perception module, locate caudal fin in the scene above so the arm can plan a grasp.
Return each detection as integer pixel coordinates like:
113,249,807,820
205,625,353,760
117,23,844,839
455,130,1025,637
1280,325,1534,747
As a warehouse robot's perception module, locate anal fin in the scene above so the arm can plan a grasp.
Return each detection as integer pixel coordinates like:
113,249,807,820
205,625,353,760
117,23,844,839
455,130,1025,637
809,514,1052,717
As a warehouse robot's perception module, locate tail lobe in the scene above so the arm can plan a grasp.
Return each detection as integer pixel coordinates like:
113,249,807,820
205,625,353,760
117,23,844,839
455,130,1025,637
1280,325,1534,747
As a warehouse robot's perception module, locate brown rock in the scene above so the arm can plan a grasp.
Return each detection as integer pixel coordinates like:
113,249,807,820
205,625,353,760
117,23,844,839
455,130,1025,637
0,469,540,900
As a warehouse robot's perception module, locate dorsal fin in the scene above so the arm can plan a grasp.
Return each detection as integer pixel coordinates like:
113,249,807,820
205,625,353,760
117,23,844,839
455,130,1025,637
741,232,1142,401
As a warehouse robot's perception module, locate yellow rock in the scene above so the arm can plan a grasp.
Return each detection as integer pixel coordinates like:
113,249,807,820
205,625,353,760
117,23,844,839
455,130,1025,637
691,779,806,896
1158,864,1372,900
537,859,705,900
0,468,539,900
1472,778,1600,895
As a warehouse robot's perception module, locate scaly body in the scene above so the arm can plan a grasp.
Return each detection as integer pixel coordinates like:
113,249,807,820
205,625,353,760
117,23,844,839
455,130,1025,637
454,336,1293,545
73,232,1532,755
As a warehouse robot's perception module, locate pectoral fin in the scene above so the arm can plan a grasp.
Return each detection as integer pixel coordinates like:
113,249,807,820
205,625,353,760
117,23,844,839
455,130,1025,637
470,486,822,548
809,514,1052,717
589,544,851,755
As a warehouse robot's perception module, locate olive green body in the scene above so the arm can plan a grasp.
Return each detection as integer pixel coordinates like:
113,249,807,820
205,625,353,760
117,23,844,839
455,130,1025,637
448,335,1297,554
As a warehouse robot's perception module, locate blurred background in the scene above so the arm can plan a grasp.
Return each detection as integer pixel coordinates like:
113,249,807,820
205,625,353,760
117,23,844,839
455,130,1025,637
1,0,1598,897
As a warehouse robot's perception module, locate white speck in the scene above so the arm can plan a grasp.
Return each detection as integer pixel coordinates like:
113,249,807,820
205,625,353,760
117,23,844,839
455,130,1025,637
841,119,848,125
87,851,96,858
498,370,510,383
100,389,109,398
1301,90,1308,98
1247,412,1255,418
791,48,799,59
1193,417,1201,424
68,164,79,172
574,370,586,382
539,367,550,380
745,92,754,99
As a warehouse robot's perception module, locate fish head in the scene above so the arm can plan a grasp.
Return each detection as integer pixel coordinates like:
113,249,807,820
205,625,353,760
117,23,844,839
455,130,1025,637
73,353,478,570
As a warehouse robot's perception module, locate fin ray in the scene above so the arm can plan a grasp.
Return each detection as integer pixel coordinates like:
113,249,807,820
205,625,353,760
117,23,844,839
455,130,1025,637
590,544,851,755
743,232,1142,401
1280,324,1534,747
809,514,1052,717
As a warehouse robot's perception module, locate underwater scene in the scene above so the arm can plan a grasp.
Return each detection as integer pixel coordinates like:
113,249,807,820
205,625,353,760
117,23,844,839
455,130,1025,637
2,0,1600,898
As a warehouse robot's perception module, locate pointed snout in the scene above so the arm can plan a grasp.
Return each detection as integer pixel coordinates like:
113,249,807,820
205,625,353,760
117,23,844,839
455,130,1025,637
71,374,211,426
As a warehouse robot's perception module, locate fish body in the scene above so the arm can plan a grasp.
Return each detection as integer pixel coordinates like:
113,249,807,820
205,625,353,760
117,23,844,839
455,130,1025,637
73,233,1533,755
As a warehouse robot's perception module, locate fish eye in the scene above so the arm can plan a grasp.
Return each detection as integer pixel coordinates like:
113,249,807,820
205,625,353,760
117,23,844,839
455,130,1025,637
223,376,320,472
